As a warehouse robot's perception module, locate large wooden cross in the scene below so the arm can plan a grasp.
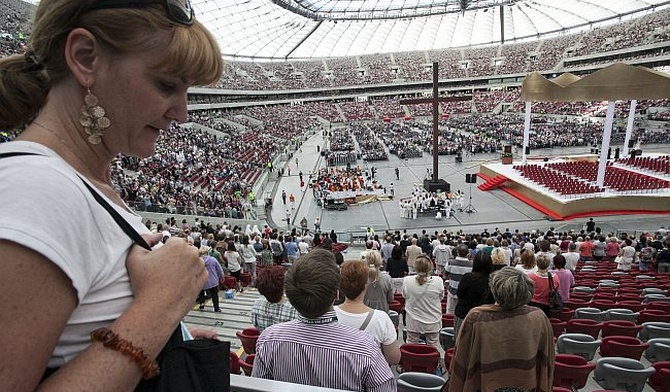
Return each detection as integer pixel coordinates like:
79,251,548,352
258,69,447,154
400,62,472,183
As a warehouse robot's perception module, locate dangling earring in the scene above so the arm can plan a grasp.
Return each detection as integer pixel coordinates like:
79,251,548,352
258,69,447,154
79,87,110,145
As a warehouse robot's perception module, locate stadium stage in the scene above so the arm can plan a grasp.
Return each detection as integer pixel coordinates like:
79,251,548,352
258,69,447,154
478,154,670,220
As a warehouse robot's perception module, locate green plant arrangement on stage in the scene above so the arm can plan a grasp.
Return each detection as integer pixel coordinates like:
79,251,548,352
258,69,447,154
501,151,513,164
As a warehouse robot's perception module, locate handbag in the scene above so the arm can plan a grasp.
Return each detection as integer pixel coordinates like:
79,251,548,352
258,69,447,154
135,328,230,392
547,271,563,312
614,255,624,264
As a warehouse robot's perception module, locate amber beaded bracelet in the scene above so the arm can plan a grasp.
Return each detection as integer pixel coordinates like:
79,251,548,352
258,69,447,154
90,327,160,380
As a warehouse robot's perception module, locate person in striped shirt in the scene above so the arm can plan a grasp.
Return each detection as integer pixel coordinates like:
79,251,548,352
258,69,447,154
252,249,396,392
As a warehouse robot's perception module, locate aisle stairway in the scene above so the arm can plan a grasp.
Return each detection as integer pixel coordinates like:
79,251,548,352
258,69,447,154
183,288,261,352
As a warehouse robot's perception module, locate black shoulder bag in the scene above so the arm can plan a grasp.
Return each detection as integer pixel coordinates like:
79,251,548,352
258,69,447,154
0,152,230,392
547,271,563,313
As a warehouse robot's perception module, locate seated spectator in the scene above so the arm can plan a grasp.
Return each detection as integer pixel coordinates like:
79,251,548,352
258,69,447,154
335,260,400,365
445,267,554,392
252,249,395,391
250,265,298,331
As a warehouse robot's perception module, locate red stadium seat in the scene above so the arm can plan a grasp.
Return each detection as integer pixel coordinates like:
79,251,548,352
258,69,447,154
238,354,255,376
236,327,261,355
399,344,440,374
553,354,596,390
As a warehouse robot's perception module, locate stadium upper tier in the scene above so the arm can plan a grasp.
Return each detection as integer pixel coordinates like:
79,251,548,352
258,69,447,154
207,6,670,91
194,0,670,60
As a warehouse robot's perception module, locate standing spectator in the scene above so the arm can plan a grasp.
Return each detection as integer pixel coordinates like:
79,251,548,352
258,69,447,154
638,241,656,271
550,254,574,303
563,242,580,273
446,267,554,392
445,244,473,315
0,1,223,389
252,249,395,391
224,241,243,292
528,255,560,317
329,229,338,244
297,237,310,255
593,235,607,262
387,245,408,294
197,246,224,312
380,235,395,264
239,235,258,286
403,255,444,350
251,265,298,331
605,237,621,261
579,236,594,262
432,236,451,276
284,235,299,264
269,233,284,265
335,260,400,365
655,240,670,273
363,251,393,313
516,249,538,274
616,238,637,271
454,251,494,337
405,237,422,274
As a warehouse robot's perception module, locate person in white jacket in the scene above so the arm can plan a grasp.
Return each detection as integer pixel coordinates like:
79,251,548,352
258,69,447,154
432,236,452,276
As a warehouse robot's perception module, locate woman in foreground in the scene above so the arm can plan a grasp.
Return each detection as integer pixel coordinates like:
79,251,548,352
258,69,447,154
0,0,223,389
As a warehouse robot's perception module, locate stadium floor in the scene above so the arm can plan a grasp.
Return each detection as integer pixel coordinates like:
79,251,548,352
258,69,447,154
265,129,670,239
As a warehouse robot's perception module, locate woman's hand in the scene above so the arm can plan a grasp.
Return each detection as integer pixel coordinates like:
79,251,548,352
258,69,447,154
126,234,206,316
189,327,220,340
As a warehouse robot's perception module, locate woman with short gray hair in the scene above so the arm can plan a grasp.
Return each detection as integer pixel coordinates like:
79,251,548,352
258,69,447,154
490,266,535,310
445,267,554,392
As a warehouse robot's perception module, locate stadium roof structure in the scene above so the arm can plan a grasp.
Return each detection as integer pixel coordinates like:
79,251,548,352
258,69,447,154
191,0,670,60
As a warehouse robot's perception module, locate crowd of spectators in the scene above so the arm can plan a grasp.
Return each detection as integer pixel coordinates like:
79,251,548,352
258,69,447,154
200,7,670,91
573,8,670,57
112,125,263,218
350,123,388,161
328,128,355,151
0,0,32,57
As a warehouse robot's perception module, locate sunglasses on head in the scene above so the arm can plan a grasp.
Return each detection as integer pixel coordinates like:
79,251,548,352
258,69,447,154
83,0,194,26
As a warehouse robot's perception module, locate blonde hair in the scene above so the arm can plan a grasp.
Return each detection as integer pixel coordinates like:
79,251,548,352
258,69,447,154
0,0,223,129
491,247,507,266
414,255,433,286
366,250,382,283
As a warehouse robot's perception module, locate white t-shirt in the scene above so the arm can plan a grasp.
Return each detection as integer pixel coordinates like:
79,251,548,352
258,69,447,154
0,141,147,367
334,307,397,347
563,252,580,271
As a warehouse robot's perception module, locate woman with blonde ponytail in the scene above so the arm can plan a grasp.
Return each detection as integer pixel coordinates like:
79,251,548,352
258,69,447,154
363,250,393,313
402,255,444,350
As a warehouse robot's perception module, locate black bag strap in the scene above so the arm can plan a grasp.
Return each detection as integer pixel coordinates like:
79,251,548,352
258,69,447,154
0,151,151,250
359,310,375,331
547,271,555,291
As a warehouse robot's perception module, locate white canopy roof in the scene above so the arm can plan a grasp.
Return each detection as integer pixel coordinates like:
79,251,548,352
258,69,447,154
190,0,670,60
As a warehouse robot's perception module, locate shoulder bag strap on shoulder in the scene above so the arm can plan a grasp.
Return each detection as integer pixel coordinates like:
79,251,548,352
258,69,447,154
547,271,555,291
0,151,150,250
359,310,375,331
